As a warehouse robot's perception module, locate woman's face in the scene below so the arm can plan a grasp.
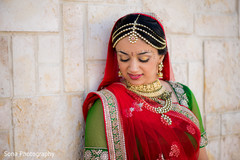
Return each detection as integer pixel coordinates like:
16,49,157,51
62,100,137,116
115,36,164,85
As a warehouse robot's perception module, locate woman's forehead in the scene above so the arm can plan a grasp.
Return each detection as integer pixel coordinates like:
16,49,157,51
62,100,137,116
116,50,154,56
115,36,157,52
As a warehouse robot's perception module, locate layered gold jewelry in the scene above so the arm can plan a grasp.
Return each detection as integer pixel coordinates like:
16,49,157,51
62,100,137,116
126,79,173,125
126,79,165,97
112,14,166,50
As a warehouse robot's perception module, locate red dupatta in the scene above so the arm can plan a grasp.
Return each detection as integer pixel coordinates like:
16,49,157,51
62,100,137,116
97,13,175,91
83,13,201,160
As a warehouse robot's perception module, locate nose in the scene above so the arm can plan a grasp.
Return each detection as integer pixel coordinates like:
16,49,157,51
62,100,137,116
128,59,139,73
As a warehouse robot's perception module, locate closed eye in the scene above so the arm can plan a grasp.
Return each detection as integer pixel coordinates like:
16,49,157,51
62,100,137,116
117,51,130,62
120,58,130,62
139,58,149,63
139,59,149,63
138,56,150,63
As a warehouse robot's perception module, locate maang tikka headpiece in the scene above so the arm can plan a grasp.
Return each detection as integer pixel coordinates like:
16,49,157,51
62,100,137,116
112,14,166,50
128,14,140,44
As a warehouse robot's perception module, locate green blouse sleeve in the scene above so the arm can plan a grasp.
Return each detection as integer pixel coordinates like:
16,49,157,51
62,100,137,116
84,99,108,159
85,99,107,147
179,84,208,148
168,82,208,148
180,84,205,133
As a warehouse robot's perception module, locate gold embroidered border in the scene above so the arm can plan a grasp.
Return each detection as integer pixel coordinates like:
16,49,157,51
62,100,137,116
172,103,200,129
95,89,127,160
84,147,108,160
200,131,208,148
168,81,190,108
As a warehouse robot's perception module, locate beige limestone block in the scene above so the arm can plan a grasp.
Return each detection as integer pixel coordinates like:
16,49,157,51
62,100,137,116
171,63,188,85
189,62,204,115
38,35,60,64
87,61,106,92
196,0,236,13
12,36,35,96
0,36,11,97
221,112,240,135
63,0,86,1
103,0,140,2
171,36,203,62
13,95,84,160
143,0,194,34
87,5,141,60
63,4,85,30
0,131,13,160
0,100,12,130
64,29,85,92
205,114,220,138
195,13,238,37
68,0,141,2
101,0,124,2
125,0,142,3
206,137,220,160
39,64,60,93
204,40,240,113
166,37,172,56
0,0,59,31
221,135,240,160
63,4,85,92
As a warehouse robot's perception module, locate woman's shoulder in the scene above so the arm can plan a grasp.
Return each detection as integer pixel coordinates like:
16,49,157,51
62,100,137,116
87,98,103,116
164,81,194,109
166,81,192,94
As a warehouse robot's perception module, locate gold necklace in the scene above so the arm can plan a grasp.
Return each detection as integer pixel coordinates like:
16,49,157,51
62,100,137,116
127,89,173,125
126,79,165,97
125,79,173,125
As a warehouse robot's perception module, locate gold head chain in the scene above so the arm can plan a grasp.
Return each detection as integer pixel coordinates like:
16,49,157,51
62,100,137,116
112,14,166,50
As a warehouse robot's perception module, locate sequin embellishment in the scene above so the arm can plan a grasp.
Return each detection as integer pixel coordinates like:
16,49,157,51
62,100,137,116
169,143,180,157
187,124,196,135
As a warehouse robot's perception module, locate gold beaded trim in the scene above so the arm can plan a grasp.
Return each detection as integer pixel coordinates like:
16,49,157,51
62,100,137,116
112,14,166,50
126,79,166,98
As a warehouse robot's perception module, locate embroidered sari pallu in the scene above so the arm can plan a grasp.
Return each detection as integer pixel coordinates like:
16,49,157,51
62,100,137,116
83,83,203,160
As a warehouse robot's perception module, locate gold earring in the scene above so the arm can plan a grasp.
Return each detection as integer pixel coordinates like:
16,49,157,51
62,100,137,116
158,62,164,78
118,70,122,77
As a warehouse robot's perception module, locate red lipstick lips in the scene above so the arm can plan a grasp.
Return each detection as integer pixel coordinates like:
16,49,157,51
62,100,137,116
128,73,143,80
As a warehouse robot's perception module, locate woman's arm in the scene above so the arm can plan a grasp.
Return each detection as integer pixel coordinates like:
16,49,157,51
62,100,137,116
198,147,208,160
85,99,107,147
84,99,108,159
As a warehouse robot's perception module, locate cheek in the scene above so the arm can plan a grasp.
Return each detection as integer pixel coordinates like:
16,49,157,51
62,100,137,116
117,57,123,67
143,61,158,75
147,59,159,69
118,61,127,72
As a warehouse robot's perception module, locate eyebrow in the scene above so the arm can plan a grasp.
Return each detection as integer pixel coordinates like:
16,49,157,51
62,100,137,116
118,51,128,55
117,51,150,55
138,52,149,55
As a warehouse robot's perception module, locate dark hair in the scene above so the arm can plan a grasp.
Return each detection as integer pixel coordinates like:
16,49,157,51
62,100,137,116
112,14,168,55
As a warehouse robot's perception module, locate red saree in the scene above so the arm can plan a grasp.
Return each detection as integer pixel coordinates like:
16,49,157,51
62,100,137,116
83,81,201,159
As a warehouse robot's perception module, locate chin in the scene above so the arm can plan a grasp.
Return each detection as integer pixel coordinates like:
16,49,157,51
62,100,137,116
127,79,144,85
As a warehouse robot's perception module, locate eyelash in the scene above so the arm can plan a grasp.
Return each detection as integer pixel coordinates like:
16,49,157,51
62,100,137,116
120,58,130,62
120,58,149,63
139,58,149,63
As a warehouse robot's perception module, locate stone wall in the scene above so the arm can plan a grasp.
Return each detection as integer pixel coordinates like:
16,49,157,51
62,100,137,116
0,0,239,160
